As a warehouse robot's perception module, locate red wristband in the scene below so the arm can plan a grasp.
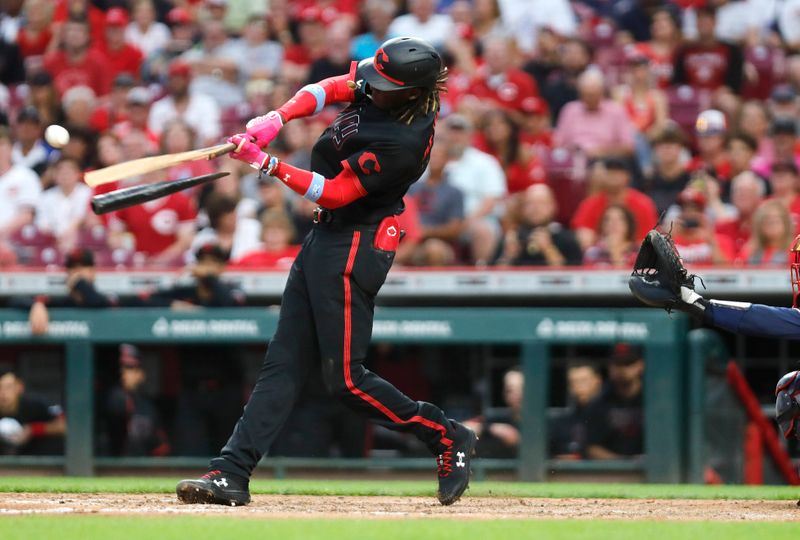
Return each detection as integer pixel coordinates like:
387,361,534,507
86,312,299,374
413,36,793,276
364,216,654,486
29,422,47,437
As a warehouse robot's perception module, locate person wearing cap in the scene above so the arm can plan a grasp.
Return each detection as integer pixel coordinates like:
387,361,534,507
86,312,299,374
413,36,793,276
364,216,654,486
281,6,330,87
100,7,143,85
571,156,658,250
439,112,507,264
43,17,111,97
17,248,114,336
139,242,244,310
11,106,51,175
147,59,222,146
753,117,800,179
672,6,743,93
518,96,553,153
554,69,636,160
105,344,170,457
768,85,799,121
89,73,135,134
0,370,66,456
125,0,170,59
0,126,41,242
584,344,645,459
178,36,476,507
688,109,732,181
640,124,691,215
668,186,735,265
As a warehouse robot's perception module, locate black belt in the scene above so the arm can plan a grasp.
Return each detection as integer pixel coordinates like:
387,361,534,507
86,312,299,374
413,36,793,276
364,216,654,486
312,207,388,227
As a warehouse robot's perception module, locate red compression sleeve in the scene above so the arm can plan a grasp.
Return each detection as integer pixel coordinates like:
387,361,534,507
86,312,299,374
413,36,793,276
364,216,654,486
272,160,367,209
277,61,358,122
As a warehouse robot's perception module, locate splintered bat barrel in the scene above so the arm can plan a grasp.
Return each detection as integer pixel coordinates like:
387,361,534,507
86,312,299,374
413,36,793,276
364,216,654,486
91,172,229,215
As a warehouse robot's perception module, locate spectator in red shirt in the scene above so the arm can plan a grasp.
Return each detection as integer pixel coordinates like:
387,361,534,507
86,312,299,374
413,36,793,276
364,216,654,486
670,187,735,266
282,7,329,87
518,96,553,159
52,0,107,49
100,7,143,84
583,205,640,268
476,108,546,194
571,156,658,250
108,171,197,267
43,18,111,97
632,6,681,89
90,73,134,134
672,6,744,94
231,210,301,270
738,199,794,266
715,171,766,258
16,0,53,59
468,35,539,119
688,109,732,181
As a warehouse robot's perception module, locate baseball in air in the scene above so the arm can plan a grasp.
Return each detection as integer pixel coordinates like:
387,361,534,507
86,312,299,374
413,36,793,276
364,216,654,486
44,124,70,148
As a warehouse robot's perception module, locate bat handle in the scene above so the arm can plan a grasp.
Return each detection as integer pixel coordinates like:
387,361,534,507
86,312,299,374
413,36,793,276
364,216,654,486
207,142,238,160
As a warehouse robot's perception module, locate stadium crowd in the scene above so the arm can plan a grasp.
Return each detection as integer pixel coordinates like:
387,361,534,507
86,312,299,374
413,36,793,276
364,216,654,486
2,0,800,269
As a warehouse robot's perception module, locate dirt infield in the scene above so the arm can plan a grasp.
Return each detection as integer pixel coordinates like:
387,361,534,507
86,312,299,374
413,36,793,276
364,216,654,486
1,493,799,521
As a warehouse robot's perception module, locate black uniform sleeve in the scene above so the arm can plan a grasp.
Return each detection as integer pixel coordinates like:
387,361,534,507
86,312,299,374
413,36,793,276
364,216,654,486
344,143,418,195
71,279,114,308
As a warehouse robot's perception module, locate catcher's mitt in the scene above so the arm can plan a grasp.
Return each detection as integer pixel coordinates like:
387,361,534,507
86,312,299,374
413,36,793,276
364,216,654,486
629,228,697,311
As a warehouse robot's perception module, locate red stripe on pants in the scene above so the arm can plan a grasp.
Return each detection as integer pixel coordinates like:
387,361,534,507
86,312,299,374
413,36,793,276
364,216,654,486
342,231,452,446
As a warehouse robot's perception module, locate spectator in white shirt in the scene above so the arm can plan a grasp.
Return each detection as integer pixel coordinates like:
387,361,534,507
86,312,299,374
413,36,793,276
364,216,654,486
11,106,51,175
226,16,283,81
147,60,222,146
35,157,92,251
125,0,171,59
0,127,41,239
388,0,453,49
441,114,507,265
180,18,244,109
497,0,576,55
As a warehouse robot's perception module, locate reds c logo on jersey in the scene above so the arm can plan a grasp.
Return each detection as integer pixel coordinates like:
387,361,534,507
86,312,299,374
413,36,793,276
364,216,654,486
357,152,381,175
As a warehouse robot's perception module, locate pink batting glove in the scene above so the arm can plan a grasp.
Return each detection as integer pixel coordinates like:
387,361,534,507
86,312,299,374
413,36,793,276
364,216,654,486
245,110,284,148
228,134,270,170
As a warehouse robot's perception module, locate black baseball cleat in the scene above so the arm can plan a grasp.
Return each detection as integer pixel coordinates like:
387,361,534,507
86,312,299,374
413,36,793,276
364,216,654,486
176,470,251,507
436,421,478,506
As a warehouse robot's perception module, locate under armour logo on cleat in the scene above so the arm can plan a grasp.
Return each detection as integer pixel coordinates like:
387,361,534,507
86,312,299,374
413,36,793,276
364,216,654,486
456,451,466,467
213,478,228,488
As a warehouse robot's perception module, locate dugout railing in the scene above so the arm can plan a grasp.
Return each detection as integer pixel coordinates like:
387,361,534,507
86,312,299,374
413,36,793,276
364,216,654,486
0,307,688,482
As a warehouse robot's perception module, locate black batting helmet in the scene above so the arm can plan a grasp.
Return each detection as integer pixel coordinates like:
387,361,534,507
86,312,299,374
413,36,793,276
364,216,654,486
776,370,800,439
357,37,442,92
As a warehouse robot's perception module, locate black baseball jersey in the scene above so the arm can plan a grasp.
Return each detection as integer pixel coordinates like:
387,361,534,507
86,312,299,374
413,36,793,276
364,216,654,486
310,92,436,224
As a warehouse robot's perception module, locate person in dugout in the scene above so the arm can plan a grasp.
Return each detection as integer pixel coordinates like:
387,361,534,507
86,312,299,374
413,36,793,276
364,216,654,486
176,37,477,507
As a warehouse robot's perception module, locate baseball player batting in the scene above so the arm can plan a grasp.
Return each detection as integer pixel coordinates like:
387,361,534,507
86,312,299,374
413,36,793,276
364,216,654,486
629,229,800,447
176,37,477,507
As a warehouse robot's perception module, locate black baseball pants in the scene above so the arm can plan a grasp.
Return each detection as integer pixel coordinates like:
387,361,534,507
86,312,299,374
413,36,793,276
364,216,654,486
211,223,455,479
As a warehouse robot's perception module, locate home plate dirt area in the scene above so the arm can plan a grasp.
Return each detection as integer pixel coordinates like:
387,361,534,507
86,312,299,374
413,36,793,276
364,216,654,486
1,493,799,521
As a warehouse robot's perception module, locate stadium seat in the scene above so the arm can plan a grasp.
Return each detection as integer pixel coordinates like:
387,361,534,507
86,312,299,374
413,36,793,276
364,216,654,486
665,85,712,136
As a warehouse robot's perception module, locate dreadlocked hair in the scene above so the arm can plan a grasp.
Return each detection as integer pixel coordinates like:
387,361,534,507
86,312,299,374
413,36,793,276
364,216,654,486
393,67,449,124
